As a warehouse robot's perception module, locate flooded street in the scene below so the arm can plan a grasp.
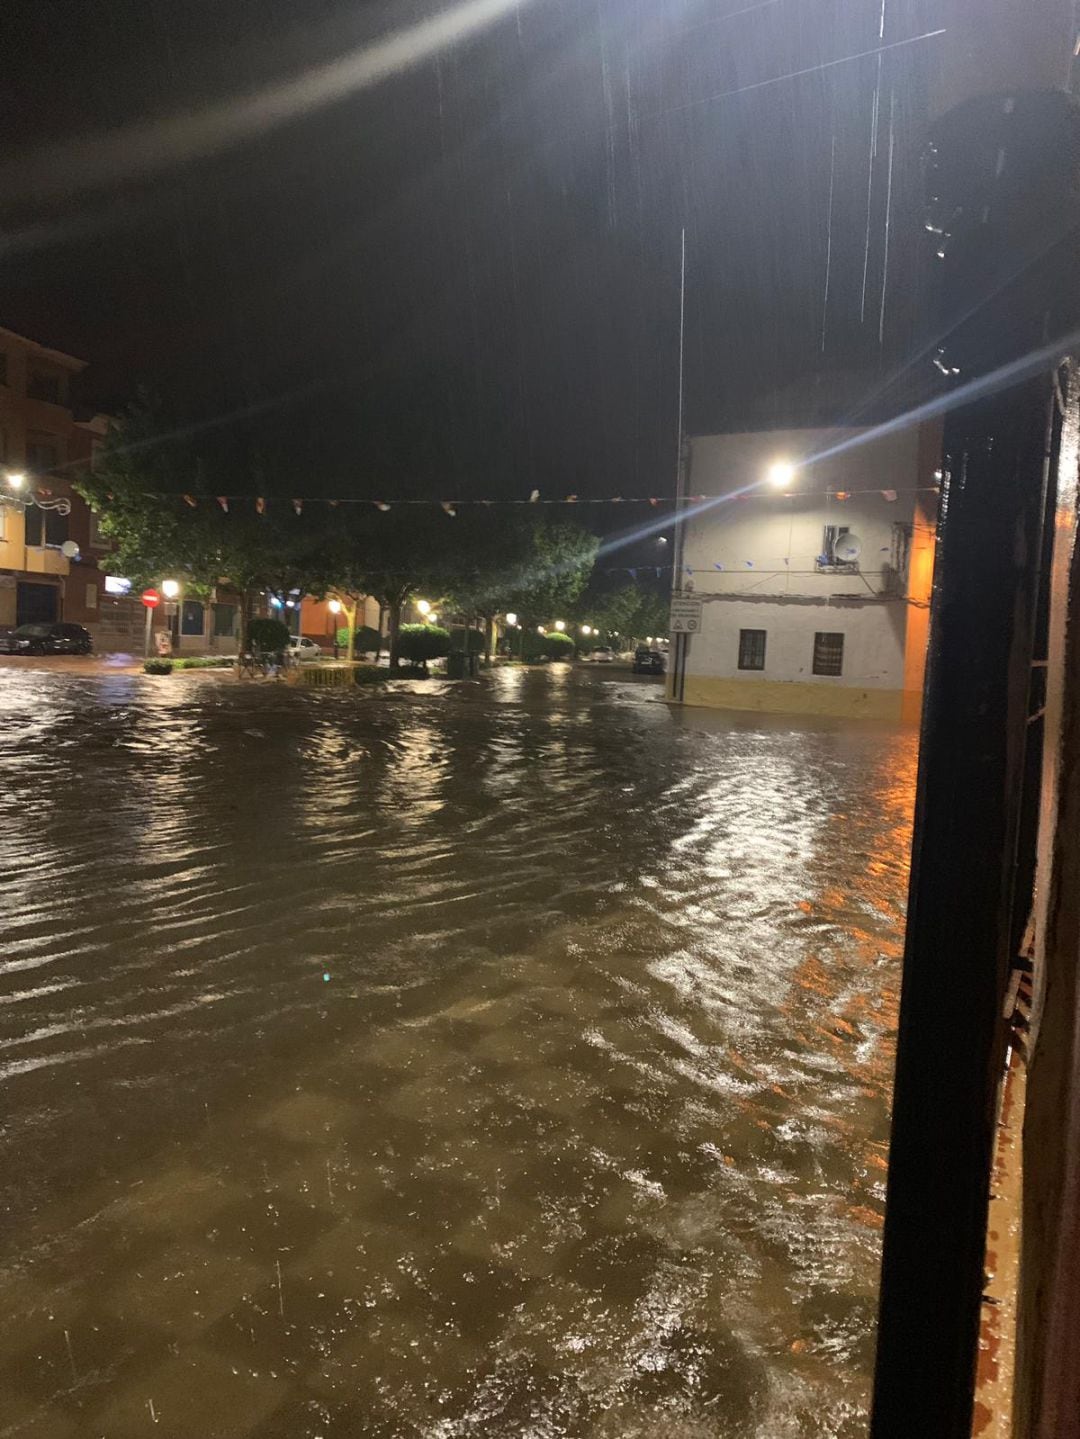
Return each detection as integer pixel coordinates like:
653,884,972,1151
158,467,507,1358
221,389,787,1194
0,665,915,1438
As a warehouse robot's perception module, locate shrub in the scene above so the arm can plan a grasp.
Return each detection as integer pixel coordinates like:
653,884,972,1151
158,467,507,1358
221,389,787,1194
395,624,451,671
144,658,174,675
173,656,233,669
353,665,386,686
521,629,576,662
336,625,385,654
248,617,291,653
449,626,484,654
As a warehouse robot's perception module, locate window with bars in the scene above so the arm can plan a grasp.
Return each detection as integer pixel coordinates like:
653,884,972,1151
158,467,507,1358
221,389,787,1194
737,628,767,671
812,632,845,676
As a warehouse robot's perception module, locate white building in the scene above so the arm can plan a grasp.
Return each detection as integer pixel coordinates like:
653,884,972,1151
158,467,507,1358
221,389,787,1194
669,424,938,721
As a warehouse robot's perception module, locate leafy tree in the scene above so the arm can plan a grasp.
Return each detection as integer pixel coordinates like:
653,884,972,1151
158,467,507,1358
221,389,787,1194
248,617,291,653
395,623,451,672
76,398,334,646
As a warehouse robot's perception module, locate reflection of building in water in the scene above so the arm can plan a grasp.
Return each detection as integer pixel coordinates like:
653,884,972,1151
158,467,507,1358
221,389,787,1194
668,424,939,721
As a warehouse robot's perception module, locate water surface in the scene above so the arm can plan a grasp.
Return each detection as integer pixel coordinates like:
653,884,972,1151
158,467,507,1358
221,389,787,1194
0,665,915,1437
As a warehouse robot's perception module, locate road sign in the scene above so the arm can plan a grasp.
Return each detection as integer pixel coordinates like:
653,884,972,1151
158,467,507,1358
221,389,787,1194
669,596,703,633
141,588,160,609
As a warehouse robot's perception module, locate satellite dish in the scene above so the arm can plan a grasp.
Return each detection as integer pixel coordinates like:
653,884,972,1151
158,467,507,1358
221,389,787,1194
833,532,862,563
60,539,80,560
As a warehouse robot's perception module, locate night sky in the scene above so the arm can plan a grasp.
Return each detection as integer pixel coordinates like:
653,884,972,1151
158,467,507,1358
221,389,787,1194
2,0,945,500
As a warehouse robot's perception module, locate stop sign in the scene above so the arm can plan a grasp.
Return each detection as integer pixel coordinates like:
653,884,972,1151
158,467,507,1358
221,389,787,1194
141,588,160,609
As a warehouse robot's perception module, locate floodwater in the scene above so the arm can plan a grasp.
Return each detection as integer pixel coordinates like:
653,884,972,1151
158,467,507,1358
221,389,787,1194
0,664,916,1438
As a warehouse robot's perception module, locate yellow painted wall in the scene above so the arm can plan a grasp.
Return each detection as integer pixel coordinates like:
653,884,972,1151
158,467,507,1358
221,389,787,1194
678,674,905,721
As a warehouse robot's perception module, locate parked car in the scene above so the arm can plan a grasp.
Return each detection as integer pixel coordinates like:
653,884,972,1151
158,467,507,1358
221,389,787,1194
632,646,666,675
0,627,15,655
586,646,616,663
3,622,93,655
288,635,324,662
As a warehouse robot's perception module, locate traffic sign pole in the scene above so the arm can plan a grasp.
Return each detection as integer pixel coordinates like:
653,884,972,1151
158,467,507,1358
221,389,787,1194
140,589,160,658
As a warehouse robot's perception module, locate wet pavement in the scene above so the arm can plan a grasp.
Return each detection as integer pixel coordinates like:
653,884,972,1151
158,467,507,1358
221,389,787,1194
0,664,915,1437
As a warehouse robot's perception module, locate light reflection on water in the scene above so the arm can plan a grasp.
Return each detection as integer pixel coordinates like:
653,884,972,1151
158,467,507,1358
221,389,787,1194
0,665,915,1437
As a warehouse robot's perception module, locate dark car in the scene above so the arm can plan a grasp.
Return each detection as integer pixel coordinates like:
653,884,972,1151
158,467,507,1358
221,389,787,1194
4,622,93,655
632,646,666,676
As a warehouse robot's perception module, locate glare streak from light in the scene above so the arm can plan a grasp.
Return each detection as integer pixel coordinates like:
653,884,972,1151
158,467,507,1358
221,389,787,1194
595,330,1080,561
0,0,532,203
658,27,946,115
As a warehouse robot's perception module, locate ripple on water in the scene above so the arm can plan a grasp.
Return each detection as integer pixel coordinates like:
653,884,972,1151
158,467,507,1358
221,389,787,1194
0,666,914,1437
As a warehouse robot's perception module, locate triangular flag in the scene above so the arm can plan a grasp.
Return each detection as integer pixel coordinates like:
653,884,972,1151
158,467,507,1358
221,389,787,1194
649,498,659,507
529,489,540,503
441,501,457,517
628,567,637,577
183,494,197,508
833,490,850,501
255,497,266,515
684,566,693,576
216,496,229,513
745,560,754,567
566,494,578,504
292,499,303,516
881,488,898,501
375,502,391,512
714,562,724,571
328,500,339,508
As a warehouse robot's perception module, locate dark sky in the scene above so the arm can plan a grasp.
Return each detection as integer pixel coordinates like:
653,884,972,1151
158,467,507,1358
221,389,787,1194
1,0,945,499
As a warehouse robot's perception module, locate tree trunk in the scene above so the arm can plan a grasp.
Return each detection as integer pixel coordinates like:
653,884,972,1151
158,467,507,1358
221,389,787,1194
241,587,255,652
376,603,386,662
483,615,495,665
387,596,403,671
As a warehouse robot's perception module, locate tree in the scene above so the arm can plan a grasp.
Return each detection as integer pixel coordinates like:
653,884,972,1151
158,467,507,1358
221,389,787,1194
75,398,335,647
395,623,451,673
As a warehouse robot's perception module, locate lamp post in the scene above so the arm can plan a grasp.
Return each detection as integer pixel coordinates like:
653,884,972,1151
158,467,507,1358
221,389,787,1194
162,579,180,653
328,595,358,664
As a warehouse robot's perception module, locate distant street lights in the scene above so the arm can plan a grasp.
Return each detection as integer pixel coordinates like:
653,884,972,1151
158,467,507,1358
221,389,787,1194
554,620,565,631
504,612,518,627
416,598,432,617
5,471,26,491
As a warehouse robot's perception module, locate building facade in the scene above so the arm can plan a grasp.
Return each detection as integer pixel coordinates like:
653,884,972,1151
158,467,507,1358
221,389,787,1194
669,424,938,721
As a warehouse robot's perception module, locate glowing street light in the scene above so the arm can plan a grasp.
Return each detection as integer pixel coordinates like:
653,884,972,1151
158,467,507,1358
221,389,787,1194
328,598,342,615
766,459,796,490
581,624,592,637
537,625,546,634
416,598,432,616
428,612,439,625
504,612,518,627
161,579,180,599
5,471,27,491
554,620,566,632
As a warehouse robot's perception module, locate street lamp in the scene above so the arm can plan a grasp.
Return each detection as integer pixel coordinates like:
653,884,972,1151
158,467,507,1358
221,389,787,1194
328,599,341,615
554,620,566,631
766,460,796,489
504,612,518,628
537,625,546,634
417,599,432,616
581,624,592,637
161,579,180,655
5,471,27,491
429,612,439,625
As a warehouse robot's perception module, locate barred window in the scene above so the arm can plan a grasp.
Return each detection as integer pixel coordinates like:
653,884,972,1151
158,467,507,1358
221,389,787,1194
737,628,766,671
812,632,845,676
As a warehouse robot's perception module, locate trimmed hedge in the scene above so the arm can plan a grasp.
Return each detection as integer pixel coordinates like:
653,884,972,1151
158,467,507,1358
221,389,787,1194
144,659,174,675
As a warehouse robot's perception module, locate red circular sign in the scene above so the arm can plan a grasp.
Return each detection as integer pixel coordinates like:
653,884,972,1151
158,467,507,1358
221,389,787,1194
141,588,161,609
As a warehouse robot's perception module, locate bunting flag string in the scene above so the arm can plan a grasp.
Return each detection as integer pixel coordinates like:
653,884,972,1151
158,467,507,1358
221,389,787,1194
159,484,934,512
